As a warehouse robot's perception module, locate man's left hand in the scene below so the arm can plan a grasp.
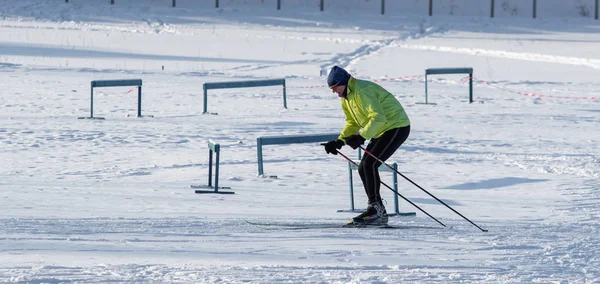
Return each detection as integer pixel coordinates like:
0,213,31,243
345,134,365,150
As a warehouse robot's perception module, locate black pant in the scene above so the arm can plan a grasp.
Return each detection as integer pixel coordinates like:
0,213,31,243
358,125,410,204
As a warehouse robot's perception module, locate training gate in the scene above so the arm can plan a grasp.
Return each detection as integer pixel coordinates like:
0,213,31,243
339,148,416,216
202,78,286,114
421,67,474,104
255,133,415,216
256,133,338,176
191,140,234,194
78,79,145,120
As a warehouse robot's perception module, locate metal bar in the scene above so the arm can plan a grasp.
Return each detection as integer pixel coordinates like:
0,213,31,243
429,0,432,16
91,79,142,88
259,133,338,146
490,0,494,18
469,73,473,103
111,0,114,5
426,68,473,75
596,0,599,20
277,0,281,10
208,140,219,152
348,158,397,173
137,86,142,117
393,163,399,214
533,0,537,18
320,0,324,11
282,82,287,109
425,74,428,104
381,0,385,15
257,138,264,176
90,84,94,118
214,144,220,191
172,0,176,7
208,148,213,187
203,79,285,90
216,0,219,8
203,86,208,114
348,162,355,210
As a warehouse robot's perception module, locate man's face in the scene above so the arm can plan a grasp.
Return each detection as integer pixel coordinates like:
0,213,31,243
331,85,346,98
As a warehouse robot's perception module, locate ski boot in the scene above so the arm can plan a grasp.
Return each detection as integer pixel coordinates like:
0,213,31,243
345,201,388,227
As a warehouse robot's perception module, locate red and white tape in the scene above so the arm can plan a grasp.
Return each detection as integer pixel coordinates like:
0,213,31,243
280,74,598,101
466,76,599,101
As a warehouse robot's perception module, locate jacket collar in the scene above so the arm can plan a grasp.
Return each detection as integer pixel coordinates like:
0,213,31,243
343,77,355,99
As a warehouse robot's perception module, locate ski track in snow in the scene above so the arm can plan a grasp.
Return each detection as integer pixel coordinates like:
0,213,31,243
397,44,600,70
0,213,598,283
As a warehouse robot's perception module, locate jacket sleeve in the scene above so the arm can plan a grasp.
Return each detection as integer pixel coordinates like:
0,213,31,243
338,101,360,142
357,89,387,140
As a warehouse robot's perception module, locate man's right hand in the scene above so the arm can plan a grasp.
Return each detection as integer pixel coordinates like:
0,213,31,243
323,140,344,155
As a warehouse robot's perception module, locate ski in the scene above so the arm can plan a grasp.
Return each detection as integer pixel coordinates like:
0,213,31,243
245,220,418,230
343,223,401,229
245,220,343,230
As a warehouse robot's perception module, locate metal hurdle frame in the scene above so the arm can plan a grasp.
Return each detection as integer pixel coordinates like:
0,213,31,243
256,133,338,176
339,148,416,216
203,79,286,114
192,140,234,194
78,79,144,120
255,133,415,216
421,68,474,105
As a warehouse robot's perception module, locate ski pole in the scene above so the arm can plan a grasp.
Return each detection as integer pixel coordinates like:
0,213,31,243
328,146,447,228
359,146,488,232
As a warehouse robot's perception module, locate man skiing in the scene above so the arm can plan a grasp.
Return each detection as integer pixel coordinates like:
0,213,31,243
323,66,411,226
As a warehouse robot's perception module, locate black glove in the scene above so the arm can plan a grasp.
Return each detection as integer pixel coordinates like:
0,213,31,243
323,139,344,155
345,134,365,150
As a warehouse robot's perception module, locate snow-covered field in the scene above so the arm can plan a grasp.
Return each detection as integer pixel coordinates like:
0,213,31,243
1,0,599,283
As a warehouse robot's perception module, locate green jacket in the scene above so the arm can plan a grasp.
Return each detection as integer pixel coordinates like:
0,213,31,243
338,77,410,141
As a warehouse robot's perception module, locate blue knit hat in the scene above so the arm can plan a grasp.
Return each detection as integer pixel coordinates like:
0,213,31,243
327,66,351,87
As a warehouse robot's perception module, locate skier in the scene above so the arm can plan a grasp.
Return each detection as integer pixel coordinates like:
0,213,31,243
323,66,411,226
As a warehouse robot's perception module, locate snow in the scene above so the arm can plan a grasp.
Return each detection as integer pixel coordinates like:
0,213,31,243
1,0,599,283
